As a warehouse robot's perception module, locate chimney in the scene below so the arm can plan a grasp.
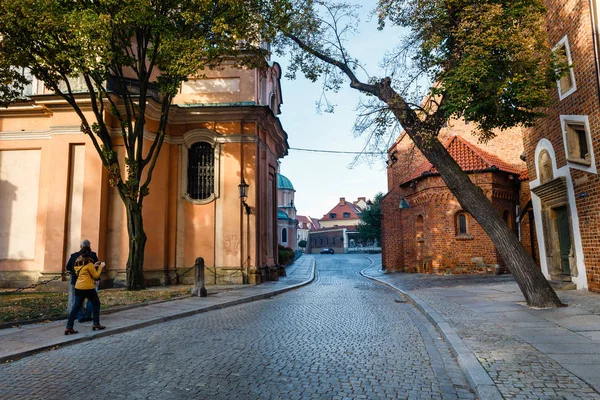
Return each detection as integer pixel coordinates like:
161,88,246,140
340,197,346,205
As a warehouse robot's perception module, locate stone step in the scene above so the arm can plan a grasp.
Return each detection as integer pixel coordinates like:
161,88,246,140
550,274,573,282
549,280,577,290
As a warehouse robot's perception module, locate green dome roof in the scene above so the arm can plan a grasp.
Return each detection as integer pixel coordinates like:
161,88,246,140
277,174,295,190
278,210,290,219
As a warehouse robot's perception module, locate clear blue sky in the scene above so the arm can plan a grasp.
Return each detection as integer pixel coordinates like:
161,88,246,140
273,1,402,219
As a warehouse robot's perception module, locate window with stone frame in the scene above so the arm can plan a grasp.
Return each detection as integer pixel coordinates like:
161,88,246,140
564,121,591,165
282,228,288,243
554,37,577,100
187,142,215,200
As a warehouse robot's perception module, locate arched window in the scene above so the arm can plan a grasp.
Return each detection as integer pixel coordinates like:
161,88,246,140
282,228,288,243
416,215,424,239
187,142,214,200
456,212,468,236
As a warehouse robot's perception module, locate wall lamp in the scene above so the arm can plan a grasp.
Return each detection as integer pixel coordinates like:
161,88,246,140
238,178,251,214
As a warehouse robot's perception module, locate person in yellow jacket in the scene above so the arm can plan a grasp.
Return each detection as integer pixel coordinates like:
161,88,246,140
65,246,106,335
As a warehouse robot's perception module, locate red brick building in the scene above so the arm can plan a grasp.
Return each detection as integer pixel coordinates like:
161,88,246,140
381,125,539,274
522,0,600,291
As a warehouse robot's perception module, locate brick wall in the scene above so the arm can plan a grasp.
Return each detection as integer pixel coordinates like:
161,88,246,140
523,0,600,292
307,229,346,254
382,170,532,275
381,188,404,270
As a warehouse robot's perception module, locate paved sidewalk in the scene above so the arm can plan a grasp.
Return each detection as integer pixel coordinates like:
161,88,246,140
363,257,600,400
0,256,315,363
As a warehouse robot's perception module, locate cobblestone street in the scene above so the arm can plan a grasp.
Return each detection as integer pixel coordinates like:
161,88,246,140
364,256,600,400
0,255,475,400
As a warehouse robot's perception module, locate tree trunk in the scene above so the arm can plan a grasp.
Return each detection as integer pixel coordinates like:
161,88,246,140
125,201,147,290
419,139,564,308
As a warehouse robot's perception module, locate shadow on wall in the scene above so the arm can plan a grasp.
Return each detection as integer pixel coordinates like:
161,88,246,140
0,150,18,263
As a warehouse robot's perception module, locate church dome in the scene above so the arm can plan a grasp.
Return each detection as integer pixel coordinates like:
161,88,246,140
277,174,295,190
278,210,290,220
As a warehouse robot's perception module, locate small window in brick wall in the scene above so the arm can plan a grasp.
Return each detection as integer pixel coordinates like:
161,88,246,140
564,122,591,165
554,37,577,100
343,212,350,218
455,212,471,238
330,213,337,219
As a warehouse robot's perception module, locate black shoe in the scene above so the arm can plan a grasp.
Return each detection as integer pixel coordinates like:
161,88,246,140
78,317,93,323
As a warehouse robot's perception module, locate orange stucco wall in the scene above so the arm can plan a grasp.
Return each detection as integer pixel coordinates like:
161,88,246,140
0,62,288,287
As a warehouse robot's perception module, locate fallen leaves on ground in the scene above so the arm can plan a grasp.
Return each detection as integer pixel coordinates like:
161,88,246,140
0,286,192,324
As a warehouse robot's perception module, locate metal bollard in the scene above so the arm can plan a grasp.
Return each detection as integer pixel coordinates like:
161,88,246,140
191,257,207,297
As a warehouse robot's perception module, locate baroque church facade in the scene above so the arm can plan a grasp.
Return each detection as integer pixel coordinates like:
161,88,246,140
0,62,289,287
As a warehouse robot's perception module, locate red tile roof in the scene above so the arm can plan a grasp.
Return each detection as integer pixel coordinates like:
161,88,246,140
310,218,321,230
400,136,524,185
297,215,321,231
320,199,363,221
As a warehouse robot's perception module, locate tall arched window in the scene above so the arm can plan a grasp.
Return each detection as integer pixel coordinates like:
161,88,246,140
456,212,468,236
282,228,288,243
188,142,214,200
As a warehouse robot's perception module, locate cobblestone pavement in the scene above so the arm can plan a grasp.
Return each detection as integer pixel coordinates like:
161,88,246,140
0,255,475,400
368,257,600,400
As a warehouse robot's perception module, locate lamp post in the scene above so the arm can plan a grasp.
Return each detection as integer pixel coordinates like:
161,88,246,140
238,178,251,283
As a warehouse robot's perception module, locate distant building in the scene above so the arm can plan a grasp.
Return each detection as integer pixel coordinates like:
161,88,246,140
306,197,369,253
277,174,298,250
297,215,319,251
319,197,363,229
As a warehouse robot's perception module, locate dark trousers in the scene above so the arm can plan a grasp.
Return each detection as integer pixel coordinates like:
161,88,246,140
67,289,100,328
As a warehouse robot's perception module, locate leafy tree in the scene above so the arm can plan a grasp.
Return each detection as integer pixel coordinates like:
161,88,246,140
298,240,308,248
273,0,565,307
357,193,383,245
0,0,286,290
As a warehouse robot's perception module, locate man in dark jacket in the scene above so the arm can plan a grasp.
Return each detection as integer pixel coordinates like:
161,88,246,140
66,239,98,321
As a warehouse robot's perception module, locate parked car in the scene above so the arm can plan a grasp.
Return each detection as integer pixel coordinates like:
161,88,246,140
320,247,335,254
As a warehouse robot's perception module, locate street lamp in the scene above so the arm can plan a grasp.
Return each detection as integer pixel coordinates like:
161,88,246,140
238,178,251,284
238,178,251,215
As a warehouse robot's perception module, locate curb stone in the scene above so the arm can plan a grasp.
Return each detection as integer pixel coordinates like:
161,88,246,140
360,262,502,400
0,259,316,363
